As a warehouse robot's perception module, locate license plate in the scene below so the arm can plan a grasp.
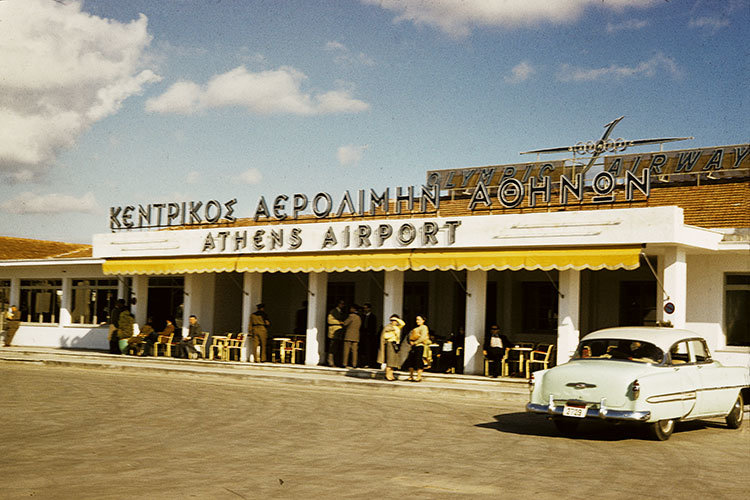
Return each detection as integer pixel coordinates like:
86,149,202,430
562,405,587,418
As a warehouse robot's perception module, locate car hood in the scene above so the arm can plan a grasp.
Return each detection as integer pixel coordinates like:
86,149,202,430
537,359,654,408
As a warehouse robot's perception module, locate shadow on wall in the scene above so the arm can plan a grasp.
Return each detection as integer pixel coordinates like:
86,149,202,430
9,325,109,350
59,328,109,350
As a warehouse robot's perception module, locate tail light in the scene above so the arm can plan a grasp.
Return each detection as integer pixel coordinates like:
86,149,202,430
632,379,640,400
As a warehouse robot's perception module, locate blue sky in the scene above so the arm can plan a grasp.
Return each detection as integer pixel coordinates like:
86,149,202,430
0,0,747,243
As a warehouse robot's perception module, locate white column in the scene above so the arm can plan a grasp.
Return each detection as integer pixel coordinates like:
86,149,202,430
383,271,404,319
659,248,687,329
557,270,581,365
59,277,72,327
9,278,20,309
117,278,127,300
132,275,148,326
305,272,327,365
241,272,263,362
464,270,487,375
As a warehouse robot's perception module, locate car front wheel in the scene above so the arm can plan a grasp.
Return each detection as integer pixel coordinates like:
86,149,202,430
725,392,744,429
648,418,675,441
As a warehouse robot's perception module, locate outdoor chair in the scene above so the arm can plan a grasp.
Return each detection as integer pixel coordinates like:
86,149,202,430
153,333,174,357
525,344,554,378
210,333,235,361
224,333,246,361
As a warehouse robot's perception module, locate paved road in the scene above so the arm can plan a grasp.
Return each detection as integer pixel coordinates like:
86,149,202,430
1,363,748,499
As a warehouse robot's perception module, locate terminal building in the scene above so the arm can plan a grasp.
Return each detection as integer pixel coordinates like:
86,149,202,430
1,131,748,374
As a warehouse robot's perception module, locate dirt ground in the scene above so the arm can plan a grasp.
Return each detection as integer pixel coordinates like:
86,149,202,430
1,363,748,499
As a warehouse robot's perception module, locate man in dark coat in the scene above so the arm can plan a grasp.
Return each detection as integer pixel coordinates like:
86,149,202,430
359,303,379,367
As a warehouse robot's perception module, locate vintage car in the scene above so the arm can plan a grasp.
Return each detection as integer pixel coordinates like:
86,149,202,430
527,327,749,440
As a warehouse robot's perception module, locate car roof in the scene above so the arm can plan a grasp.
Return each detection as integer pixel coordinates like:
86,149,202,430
580,327,702,351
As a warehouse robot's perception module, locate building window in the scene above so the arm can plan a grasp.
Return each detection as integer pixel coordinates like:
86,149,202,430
20,279,62,324
71,279,119,325
725,274,750,347
522,281,558,334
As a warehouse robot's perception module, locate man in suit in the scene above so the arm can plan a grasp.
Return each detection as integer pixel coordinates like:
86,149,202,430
359,302,379,368
178,314,204,359
342,304,362,368
483,324,513,378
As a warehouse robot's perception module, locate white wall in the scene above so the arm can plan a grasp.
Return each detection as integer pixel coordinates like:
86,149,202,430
686,253,750,367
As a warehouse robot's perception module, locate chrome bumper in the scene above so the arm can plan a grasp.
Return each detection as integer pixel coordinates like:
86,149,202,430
526,399,651,422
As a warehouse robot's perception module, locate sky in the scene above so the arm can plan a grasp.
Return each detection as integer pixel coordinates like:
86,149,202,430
0,0,748,244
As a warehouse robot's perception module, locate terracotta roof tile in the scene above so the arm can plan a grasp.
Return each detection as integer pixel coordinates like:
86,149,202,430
0,236,92,260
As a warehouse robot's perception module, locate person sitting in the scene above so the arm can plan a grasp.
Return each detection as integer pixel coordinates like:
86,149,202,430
483,324,512,378
178,315,204,359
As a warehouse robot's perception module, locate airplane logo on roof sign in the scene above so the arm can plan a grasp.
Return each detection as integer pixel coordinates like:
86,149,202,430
520,116,694,170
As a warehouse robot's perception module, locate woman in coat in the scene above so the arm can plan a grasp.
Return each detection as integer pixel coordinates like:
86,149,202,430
377,314,405,381
402,315,431,382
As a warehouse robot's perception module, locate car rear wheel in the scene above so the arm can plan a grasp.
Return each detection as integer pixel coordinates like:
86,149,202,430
648,418,674,441
725,392,744,429
553,417,580,435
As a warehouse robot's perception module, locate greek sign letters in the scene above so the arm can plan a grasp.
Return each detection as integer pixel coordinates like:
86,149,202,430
107,114,748,233
427,144,749,210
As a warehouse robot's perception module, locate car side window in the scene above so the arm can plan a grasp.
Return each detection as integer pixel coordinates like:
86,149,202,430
669,341,690,365
688,339,711,363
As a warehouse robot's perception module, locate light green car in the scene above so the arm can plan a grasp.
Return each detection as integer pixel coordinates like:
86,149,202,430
527,327,749,440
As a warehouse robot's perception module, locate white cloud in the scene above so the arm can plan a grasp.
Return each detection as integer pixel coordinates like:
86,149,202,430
238,168,263,185
606,19,648,33
557,53,680,82
146,65,370,115
0,191,98,215
0,0,160,181
504,61,536,83
689,16,730,32
337,144,369,167
325,40,375,66
186,171,201,185
361,0,658,37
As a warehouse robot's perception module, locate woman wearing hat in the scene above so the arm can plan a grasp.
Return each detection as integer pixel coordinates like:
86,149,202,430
402,315,432,382
377,314,405,381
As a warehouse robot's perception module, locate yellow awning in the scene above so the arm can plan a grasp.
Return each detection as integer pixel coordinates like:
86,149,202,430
102,246,641,275
102,256,238,275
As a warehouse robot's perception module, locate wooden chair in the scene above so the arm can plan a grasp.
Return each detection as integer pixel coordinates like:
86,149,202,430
224,333,246,362
153,333,174,357
210,333,235,361
292,339,305,364
525,344,554,378
190,332,210,359
272,338,295,363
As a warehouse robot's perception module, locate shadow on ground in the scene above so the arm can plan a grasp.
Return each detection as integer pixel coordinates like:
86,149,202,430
475,412,727,441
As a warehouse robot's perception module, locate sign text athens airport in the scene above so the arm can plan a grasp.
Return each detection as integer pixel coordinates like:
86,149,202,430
108,143,749,232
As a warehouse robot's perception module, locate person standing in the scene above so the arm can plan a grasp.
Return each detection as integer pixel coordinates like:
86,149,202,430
342,305,362,368
326,299,346,367
3,305,21,347
377,314,405,381
483,324,512,378
250,303,270,362
359,303,378,368
402,315,432,382
108,299,126,354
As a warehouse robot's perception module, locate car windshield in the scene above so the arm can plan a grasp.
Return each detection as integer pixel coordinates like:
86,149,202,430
573,338,664,364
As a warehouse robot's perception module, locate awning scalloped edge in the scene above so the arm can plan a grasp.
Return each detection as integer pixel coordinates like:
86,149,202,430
102,247,641,275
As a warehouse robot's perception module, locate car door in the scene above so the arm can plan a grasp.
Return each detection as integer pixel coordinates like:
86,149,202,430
665,341,699,417
689,339,736,417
